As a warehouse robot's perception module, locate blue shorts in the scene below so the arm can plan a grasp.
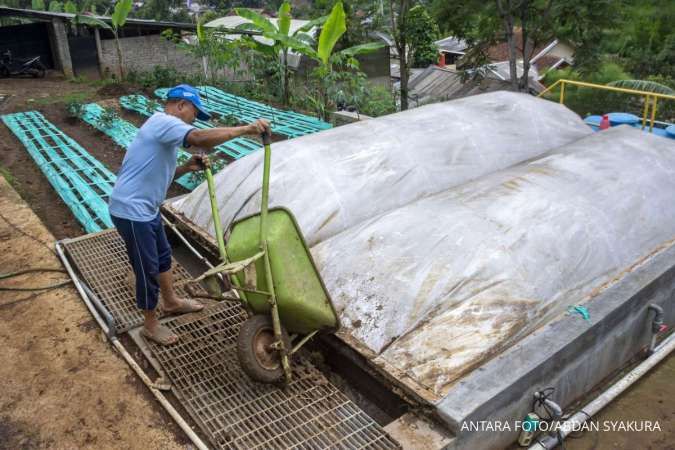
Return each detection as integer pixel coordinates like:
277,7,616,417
111,214,172,311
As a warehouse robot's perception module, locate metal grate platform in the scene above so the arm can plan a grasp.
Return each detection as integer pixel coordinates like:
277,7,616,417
62,229,206,333
147,302,400,450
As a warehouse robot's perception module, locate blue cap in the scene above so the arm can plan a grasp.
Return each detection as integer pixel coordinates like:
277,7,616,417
166,84,211,121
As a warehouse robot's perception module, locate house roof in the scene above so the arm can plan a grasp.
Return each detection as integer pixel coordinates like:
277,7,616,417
0,6,197,30
405,64,545,106
435,36,468,54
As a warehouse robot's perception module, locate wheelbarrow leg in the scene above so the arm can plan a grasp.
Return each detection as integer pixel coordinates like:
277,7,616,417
258,130,292,384
262,243,292,383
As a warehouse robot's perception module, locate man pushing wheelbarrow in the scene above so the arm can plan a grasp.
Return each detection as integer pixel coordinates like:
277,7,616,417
108,84,270,346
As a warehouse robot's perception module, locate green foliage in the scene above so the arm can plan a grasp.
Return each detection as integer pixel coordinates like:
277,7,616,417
317,1,347,65
126,66,204,89
111,0,132,28
603,0,675,79
608,79,675,96
73,13,111,30
217,114,240,127
431,0,620,90
48,0,62,12
406,5,440,68
63,0,76,13
543,62,636,117
0,165,15,186
358,85,396,117
97,106,119,130
31,0,45,10
65,100,85,119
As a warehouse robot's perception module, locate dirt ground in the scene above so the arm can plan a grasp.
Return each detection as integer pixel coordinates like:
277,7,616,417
566,354,675,450
0,175,187,449
0,74,186,239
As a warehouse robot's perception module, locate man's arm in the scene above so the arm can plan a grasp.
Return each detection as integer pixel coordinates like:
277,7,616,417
186,119,270,149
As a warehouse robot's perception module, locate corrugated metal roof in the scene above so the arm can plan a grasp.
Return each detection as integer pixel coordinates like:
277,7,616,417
435,36,467,54
406,66,507,105
0,6,197,30
404,64,545,106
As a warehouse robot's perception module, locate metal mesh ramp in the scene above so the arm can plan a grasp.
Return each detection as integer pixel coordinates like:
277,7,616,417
119,95,261,162
146,301,400,450
61,229,205,333
155,86,332,139
2,111,115,233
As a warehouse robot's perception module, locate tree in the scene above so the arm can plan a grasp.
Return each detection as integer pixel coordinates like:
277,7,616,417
390,0,412,109
432,0,619,92
31,0,45,10
406,4,439,68
266,1,384,118
234,1,328,105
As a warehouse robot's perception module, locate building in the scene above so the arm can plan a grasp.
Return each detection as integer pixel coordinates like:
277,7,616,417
435,36,467,65
0,6,198,78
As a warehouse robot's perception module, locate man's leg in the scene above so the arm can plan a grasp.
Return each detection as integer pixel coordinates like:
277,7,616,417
154,215,204,314
111,215,178,345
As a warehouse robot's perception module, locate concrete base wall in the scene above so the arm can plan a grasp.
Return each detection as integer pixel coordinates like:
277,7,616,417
99,34,203,78
437,242,675,450
47,19,73,77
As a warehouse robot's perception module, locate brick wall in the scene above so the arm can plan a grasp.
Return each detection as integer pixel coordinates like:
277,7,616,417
99,34,203,77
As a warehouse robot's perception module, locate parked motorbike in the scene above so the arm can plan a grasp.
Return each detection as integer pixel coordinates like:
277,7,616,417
0,50,46,78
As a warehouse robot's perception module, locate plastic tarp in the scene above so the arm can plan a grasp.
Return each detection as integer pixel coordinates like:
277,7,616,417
312,126,675,397
168,91,591,246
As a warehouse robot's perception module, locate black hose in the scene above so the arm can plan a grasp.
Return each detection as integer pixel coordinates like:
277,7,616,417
0,267,72,291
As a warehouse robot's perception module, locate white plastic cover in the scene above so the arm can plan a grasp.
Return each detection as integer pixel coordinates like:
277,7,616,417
311,127,675,396
168,91,591,246
169,93,675,399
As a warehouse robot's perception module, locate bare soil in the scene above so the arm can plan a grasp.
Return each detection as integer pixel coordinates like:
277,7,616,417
0,175,186,450
0,74,187,240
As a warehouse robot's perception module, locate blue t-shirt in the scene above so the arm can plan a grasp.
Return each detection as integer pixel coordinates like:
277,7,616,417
109,112,194,221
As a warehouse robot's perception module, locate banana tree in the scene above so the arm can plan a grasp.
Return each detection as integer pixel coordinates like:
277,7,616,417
266,1,384,118
234,1,327,105
74,0,132,80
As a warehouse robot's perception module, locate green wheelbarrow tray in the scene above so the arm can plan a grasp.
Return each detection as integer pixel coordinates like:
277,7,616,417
226,207,340,335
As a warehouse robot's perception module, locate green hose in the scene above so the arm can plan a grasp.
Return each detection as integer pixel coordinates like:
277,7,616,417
0,268,72,291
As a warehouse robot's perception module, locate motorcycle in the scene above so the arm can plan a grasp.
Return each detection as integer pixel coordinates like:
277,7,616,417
0,50,46,78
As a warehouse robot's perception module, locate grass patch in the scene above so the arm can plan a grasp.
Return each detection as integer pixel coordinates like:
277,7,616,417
31,91,92,106
0,165,16,186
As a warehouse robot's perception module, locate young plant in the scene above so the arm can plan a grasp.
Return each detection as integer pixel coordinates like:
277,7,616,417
65,100,84,120
97,106,119,129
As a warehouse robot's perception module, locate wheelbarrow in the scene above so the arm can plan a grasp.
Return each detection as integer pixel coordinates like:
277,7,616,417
190,131,340,384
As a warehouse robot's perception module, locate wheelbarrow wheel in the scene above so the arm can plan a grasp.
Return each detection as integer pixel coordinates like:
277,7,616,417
237,314,290,383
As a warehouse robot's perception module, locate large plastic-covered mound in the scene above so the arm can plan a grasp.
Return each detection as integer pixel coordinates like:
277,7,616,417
167,94,675,399
311,127,675,396
168,91,590,246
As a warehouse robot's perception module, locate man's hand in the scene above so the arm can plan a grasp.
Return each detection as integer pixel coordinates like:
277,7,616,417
247,119,271,136
184,153,210,172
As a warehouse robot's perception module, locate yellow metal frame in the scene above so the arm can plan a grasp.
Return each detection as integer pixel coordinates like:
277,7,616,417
539,79,675,132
